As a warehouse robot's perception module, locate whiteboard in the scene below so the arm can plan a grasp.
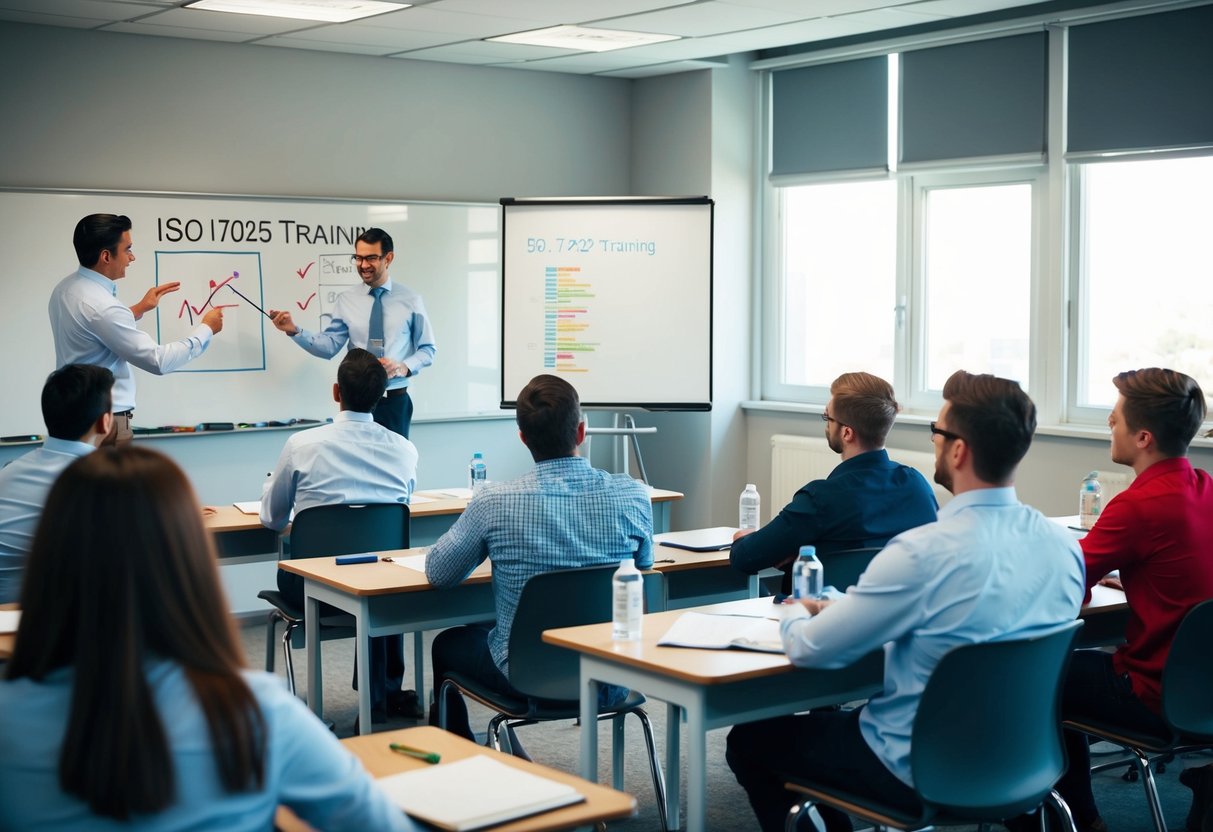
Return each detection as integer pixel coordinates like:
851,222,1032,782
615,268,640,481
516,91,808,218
500,197,713,410
0,189,502,435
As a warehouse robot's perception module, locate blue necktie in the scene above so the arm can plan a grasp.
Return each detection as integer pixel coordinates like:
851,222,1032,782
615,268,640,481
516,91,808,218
368,286,386,358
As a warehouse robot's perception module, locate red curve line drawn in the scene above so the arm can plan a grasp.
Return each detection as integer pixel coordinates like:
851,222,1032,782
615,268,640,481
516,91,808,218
176,271,242,324
296,292,317,311
296,262,315,279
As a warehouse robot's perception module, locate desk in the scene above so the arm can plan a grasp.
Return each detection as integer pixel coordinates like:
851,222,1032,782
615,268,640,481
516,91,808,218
543,597,885,832
206,487,683,554
275,725,635,832
542,589,1134,832
0,602,16,661
281,543,734,735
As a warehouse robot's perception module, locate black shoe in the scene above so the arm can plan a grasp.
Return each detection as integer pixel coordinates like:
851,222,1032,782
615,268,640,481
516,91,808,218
388,689,425,720
1181,765,1213,832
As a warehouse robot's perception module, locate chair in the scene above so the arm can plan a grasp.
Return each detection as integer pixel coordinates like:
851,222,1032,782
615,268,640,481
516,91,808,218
1064,599,1213,832
783,620,1085,832
818,546,882,593
438,564,670,831
257,502,410,695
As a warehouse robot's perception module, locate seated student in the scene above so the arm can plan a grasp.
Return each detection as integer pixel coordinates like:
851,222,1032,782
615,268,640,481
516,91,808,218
727,370,1086,832
262,348,420,723
730,371,938,593
0,364,113,603
1049,368,1213,832
0,446,415,831
425,374,653,740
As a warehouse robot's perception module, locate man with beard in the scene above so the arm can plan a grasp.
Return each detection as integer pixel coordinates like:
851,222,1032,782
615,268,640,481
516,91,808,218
730,371,937,593
268,227,435,439
726,370,1086,832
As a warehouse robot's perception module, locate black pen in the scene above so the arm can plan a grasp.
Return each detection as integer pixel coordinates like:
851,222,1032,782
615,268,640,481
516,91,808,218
1,434,42,442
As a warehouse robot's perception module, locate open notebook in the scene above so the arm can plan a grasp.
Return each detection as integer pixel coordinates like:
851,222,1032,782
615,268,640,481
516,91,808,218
657,611,785,654
653,527,737,552
376,755,584,831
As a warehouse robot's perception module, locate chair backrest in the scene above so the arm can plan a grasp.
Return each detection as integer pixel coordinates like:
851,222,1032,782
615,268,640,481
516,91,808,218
911,619,1083,819
289,503,410,559
508,563,665,701
1162,598,1213,739
819,546,882,592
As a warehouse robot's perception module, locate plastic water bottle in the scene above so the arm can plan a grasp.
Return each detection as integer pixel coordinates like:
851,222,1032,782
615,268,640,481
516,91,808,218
468,452,487,495
612,557,643,641
739,483,761,530
792,545,824,600
1079,471,1102,529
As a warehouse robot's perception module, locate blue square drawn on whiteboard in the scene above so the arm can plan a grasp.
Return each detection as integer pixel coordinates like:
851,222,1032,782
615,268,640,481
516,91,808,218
153,250,266,373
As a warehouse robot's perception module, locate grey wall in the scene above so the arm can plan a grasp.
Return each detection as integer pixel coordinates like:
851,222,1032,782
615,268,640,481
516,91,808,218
0,22,641,495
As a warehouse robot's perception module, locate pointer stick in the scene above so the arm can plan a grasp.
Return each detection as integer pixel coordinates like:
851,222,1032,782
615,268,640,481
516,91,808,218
226,283,271,318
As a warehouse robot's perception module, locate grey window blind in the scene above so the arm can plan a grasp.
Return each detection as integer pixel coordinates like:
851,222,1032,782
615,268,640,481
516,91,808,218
900,32,1047,165
771,57,888,177
1067,5,1213,155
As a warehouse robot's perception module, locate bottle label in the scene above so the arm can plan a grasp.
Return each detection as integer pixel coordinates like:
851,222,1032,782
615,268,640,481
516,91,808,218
612,576,643,641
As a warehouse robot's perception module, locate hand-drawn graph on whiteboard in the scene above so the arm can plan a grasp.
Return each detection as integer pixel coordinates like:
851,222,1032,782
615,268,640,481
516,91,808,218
153,251,266,372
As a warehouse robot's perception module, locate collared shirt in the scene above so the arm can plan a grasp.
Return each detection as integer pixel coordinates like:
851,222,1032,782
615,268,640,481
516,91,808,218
426,455,654,673
0,437,96,603
730,449,938,578
780,487,1085,786
260,411,418,532
289,277,436,391
1080,457,1213,712
48,267,213,412
0,662,416,831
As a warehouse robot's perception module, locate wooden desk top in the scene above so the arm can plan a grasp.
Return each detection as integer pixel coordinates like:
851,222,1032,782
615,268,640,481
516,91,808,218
543,587,1134,687
278,543,730,598
276,725,635,832
0,602,16,661
544,598,797,686
204,488,684,534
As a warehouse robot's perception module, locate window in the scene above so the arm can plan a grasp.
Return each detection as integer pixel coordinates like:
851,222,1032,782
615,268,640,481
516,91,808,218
769,179,896,399
1071,154,1213,414
917,177,1035,395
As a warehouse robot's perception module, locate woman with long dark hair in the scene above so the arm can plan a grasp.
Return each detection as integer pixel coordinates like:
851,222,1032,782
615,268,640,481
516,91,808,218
0,446,415,830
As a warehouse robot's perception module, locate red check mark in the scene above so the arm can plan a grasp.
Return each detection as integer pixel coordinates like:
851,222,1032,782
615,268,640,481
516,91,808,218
296,292,317,311
296,262,314,279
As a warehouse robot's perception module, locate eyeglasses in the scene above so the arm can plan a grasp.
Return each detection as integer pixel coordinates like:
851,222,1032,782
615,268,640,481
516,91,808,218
351,254,384,265
929,421,965,443
820,413,845,427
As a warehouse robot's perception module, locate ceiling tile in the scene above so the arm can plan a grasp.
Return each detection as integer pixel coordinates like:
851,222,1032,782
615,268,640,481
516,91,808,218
598,0,808,37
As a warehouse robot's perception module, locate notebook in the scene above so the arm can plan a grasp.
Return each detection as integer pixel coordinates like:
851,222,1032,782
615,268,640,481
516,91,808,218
657,611,785,654
376,755,584,831
654,527,738,552
0,609,20,634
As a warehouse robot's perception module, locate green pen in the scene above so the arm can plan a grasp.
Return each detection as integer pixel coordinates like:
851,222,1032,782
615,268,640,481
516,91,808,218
389,742,441,764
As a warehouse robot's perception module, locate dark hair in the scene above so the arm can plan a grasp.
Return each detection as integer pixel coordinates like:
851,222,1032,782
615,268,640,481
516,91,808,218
41,364,114,440
6,447,265,819
830,372,898,448
73,214,132,268
338,348,388,412
1113,368,1207,457
941,370,1036,485
516,374,582,462
356,227,394,254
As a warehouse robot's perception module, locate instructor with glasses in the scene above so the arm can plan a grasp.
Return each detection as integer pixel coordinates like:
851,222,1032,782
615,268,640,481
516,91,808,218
269,227,436,438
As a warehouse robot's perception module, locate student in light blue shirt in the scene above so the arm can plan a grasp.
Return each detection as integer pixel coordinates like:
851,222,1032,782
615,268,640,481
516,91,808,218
0,364,113,603
0,446,415,832
726,370,1086,832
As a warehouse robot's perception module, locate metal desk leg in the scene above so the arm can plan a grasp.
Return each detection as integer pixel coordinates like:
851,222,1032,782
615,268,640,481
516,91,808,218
665,702,682,830
355,597,373,735
579,669,600,785
686,693,708,832
304,587,323,718
414,631,426,705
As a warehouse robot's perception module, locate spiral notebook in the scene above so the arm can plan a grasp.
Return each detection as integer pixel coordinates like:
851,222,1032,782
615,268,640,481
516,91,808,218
654,527,738,552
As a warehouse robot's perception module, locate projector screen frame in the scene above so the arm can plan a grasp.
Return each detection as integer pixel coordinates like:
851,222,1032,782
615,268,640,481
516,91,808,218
499,195,714,412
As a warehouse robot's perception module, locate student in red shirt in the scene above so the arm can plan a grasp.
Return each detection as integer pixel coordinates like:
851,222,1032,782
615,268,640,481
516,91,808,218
1056,368,1213,832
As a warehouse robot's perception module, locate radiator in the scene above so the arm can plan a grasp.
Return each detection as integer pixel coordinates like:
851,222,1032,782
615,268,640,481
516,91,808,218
769,434,952,513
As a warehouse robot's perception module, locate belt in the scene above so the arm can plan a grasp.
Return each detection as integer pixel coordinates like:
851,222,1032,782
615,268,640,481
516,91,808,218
384,388,410,399
114,409,134,418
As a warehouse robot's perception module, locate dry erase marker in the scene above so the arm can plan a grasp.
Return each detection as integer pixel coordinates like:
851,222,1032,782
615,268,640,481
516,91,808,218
390,743,440,764
1,434,42,442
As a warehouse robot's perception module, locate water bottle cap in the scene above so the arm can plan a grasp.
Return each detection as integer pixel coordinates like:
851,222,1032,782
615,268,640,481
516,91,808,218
744,483,756,491
798,545,816,557
473,452,483,459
